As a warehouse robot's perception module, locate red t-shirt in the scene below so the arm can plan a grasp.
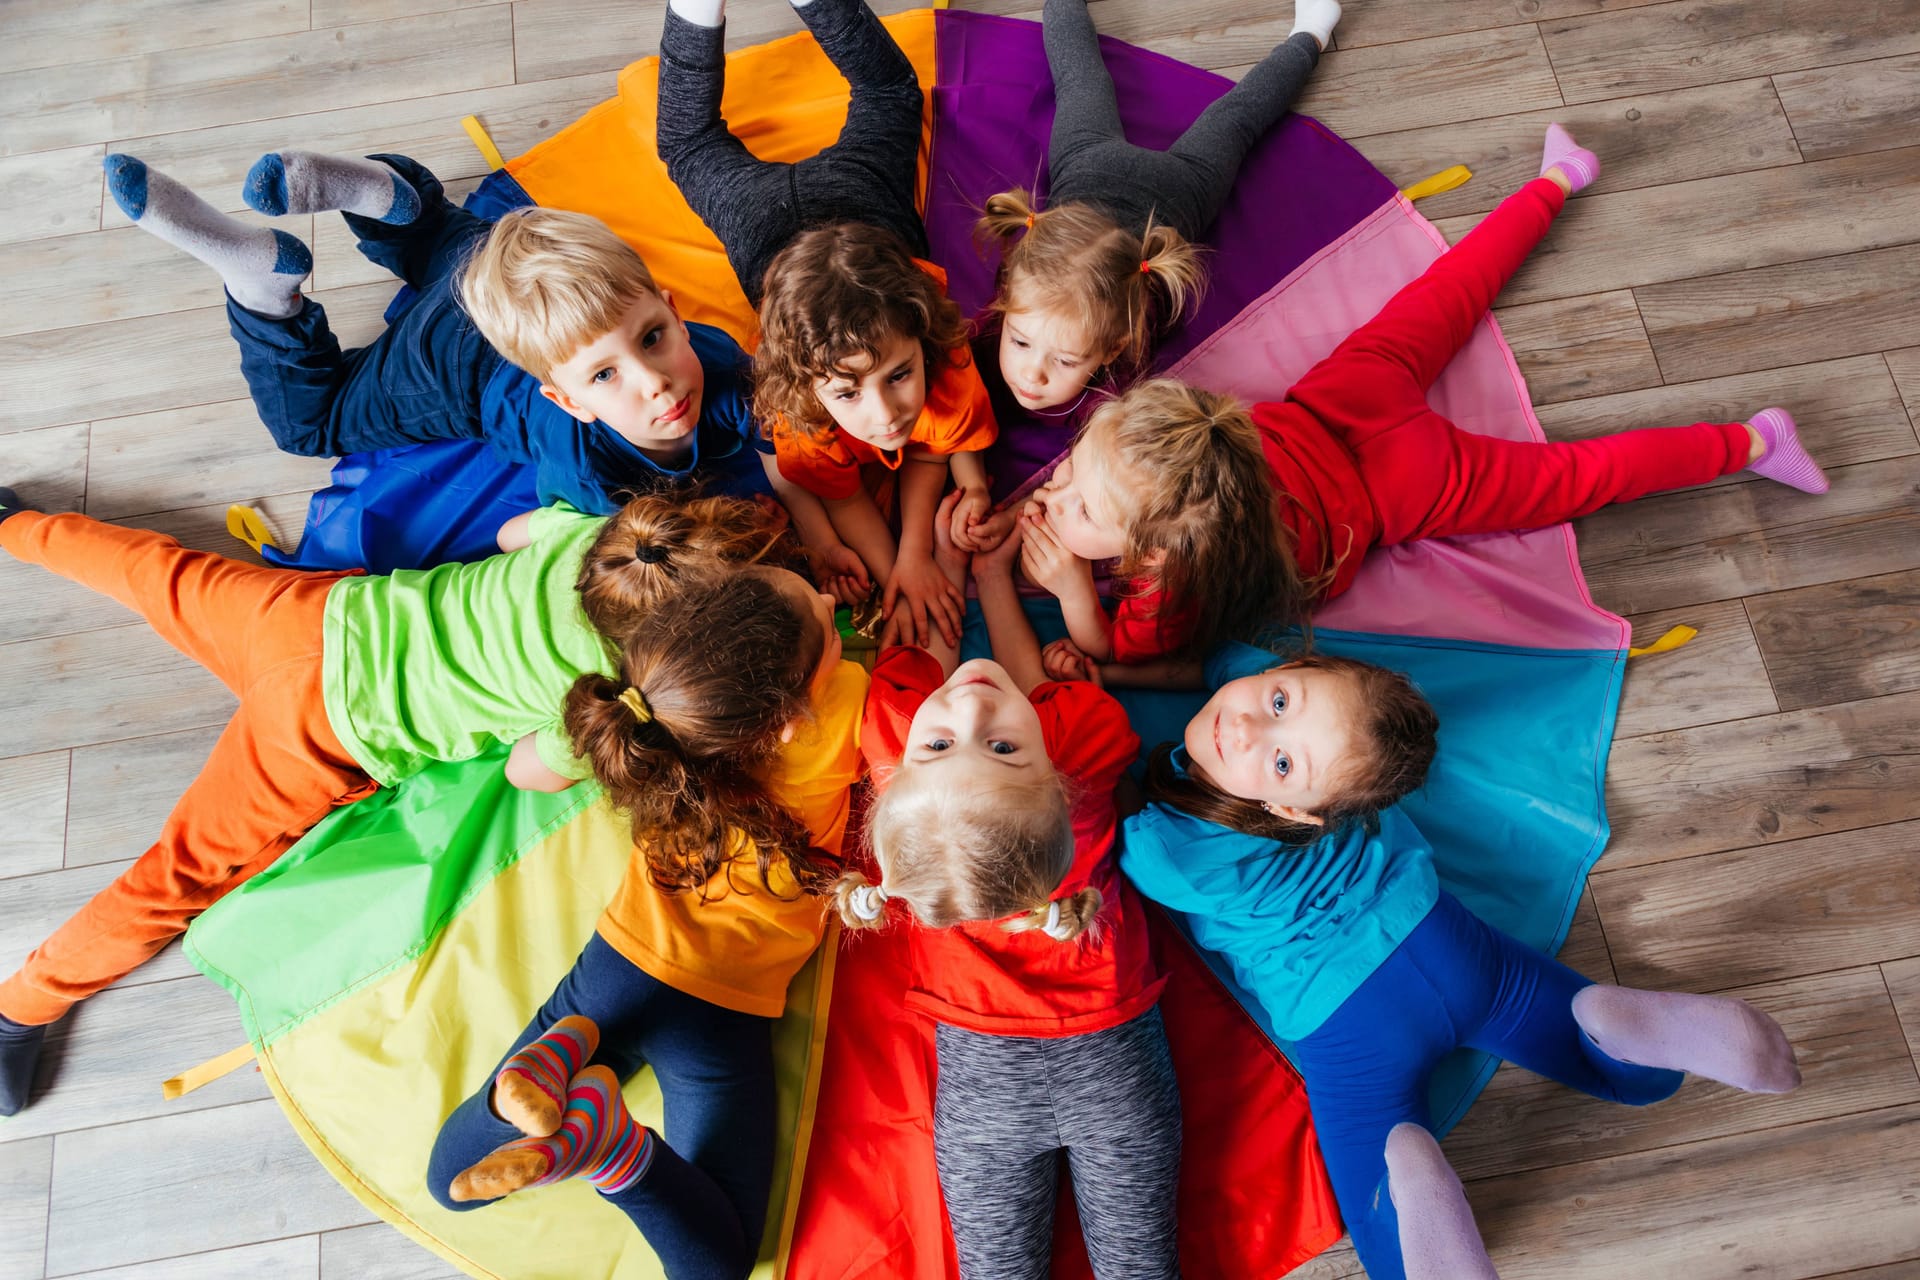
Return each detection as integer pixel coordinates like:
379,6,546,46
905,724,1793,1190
860,646,1165,1037
1108,399,1381,663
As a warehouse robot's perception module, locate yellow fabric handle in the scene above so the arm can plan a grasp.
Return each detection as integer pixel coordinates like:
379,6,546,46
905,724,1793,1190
1401,165,1472,202
1628,624,1697,659
163,1043,257,1100
462,114,507,171
225,504,280,555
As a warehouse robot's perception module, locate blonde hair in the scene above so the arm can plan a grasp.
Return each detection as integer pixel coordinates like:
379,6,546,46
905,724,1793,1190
1081,378,1312,655
459,207,660,378
832,766,1101,941
976,189,1207,379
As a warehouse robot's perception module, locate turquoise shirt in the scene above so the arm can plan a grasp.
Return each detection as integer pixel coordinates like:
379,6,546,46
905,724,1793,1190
1115,641,1439,1040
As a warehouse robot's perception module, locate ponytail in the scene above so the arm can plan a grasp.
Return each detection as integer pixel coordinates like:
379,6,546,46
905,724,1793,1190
1007,886,1103,943
831,870,891,932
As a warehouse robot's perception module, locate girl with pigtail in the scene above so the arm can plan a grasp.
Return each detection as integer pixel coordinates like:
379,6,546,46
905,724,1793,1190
838,490,1178,1278
428,562,869,1280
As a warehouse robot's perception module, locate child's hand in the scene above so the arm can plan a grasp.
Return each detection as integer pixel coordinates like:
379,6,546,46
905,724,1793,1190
812,544,872,607
931,489,972,585
959,504,1018,554
947,485,995,552
1018,510,1095,602
1041,637,1101,685
883,550,965,650
972,509,1025,581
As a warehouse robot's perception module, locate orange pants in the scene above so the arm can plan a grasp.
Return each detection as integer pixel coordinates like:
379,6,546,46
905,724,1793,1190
0,513,376,1025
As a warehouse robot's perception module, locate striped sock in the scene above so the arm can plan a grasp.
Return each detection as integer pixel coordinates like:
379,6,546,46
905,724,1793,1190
1745,408,1830,494
1540,122,1600,194
493,1014,599,1137
450,1066,655,1203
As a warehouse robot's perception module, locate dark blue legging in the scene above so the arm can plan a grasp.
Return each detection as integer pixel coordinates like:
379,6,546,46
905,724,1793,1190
426,933,776,1280
1291,893,1683,1280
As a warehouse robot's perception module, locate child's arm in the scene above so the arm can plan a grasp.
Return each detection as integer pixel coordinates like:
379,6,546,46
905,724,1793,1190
880,452,966,650
946,449,999,551
971,514,1049,697
1019,508,1115,661
759,455,872,604
505,732,579,792
824,487,901,597
496,512,536,553
922,489,973,676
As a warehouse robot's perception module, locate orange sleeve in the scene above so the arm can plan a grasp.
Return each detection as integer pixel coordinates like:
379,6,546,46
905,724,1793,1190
1033,681,1140,795
774,418,864,502
861,646,944,783
912,347,999,457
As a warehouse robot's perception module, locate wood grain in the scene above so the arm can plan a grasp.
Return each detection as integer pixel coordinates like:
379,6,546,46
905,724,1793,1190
0,145,106,247
64,727,225,870
319,1225,468,1280
60,1237,319,1280
0,0,308,78
0,1137,51,1280
1745,569,1920,712
1495,290,1661,405
1333,0,1667,48
0,860,204,993
85,400,336,522
1880,957,1920,1071
1282,1238,1364,1279
0,622,235,758
0,752,70,881
1615,599,1777,739
1773,52,1920,163
1886,348,1920,427
1286,26,1564,140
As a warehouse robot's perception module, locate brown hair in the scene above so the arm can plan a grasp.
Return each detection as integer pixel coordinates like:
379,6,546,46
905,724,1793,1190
977,189,1208,380
459,207,659,379
575,494,807,644
751,222,972,436
563,568,834,898
1081,378,1312,655
831,768,1101,942
1145,655,1439,844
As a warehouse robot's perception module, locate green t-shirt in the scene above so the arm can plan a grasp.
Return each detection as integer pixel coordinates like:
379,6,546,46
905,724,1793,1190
321,505,613,786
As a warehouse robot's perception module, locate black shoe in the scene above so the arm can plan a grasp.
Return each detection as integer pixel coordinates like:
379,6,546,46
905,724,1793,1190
0,1013,49,1117
0,486,32,527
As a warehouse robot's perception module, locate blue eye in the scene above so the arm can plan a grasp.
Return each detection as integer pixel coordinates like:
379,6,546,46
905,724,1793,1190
1274,751,1292,779
1271,689,1289,714
990,741,1016,756
927,738,953,752
592,368,614,384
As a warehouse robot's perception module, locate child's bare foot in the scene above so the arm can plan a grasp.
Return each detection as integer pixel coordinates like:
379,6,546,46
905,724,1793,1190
1744,407,1830,494
1540,123,1600,195
491,1014,600,1137
449,1065,653,1203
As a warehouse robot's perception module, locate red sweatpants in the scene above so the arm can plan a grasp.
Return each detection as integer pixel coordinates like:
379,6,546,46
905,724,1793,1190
1286,178,1751,551
0,513,375,1025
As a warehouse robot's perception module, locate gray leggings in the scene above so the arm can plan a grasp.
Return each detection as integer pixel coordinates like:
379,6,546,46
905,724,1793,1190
933,1006,1182,1280
1042,0,1321,241
655,0,930,306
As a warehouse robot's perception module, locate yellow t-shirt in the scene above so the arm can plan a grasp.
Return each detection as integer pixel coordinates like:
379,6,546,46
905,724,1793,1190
596,659,869,1017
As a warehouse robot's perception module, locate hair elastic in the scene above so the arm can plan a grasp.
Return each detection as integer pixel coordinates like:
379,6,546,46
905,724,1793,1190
617,687,653,724
1024,212,1037,230
1138,259,1152,275
1042,899,1072,940
849,883,888,921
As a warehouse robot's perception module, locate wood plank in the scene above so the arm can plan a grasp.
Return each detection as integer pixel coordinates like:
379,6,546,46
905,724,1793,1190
1746,569,1920,713
1537,354,1919,490
61,1237,319,1280
1887,348,1920,427
1615,599,1777,738
0,979,271,1144
0,860,204,993
1774,52,1920,163
1576,456,1920,617
1,493,317,649
85,400,336,522
2,423,90,514
1601,694,1920,869
1333,0,1666,48
0,146,105,247
1593,821,1920,986
1352,77,1802,220
0,1137,51,1280
1557,889,1615,985
0,214,312,340
2,8,516,159
1638,243,1920,384
1495,290,1660,406
1462,1104,1920,1279
1447,967,1920,1180
315,0,498,25
0,622,235,758
1541,0,1920,104
1814,1263,1920,1280
1431,146,1920,307
1281,25,1564,140
0,282,394,437
320,1225,466,1280
1283,1239,1363,1280
1884,957,1920,1077
43,1099,372,1275
64,729,225,870
100,75,616,227
309,177,481,292
0,0,308,78
0,752,70,881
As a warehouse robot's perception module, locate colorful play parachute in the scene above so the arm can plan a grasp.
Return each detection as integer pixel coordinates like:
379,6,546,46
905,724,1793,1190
188,10,1630,1278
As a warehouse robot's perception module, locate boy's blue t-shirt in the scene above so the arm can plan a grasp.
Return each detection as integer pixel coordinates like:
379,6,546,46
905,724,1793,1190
1116,641,1440,1041
478,320,773,514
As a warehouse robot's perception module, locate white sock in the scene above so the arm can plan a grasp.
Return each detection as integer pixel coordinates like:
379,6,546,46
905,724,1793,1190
669,0,726,26
1291,0,1342,50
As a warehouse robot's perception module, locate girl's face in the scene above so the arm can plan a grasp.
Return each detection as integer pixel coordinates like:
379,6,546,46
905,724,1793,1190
903,658,1049,789
997,304,1109,412
1183,664,1358,824
1034,437,1132,562
812,331,928,451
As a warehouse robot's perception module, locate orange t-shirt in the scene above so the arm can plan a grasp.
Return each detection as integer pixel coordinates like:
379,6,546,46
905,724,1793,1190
771,262,999,502
597,659,869,1017
860,646,1165,1037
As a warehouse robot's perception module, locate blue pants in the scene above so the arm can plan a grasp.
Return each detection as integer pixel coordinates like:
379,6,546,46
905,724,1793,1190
228,154,507,458
426,933,776,1280
1291,893,1682,1280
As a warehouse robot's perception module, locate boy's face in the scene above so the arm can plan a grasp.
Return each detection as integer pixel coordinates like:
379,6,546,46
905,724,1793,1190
811,332,928,451
542,289,706,457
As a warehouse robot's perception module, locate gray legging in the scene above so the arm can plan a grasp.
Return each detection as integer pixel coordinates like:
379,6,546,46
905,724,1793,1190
655,0,930,306
1042,0,1321,241
933,1006,1183,1280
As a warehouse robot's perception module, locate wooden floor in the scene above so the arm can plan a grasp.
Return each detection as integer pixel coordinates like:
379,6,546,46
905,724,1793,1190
2,0,1918,1275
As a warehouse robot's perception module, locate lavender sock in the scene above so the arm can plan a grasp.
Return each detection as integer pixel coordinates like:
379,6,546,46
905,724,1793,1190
1540,122,1600,194
1573,985,1801,1095
1385,1124,1499,1280
1745,408,1830,494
